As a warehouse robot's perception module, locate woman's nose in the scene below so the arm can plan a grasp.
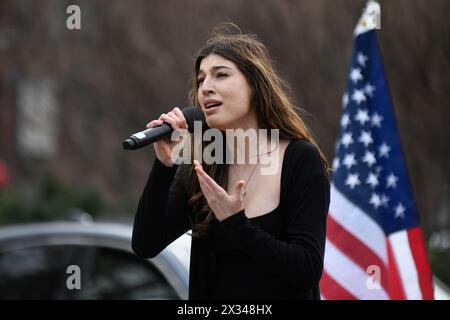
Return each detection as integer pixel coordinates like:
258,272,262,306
201,78,215,96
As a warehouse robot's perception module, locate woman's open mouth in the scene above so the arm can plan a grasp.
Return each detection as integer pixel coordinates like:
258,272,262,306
204,101,222,114
205,102,222,109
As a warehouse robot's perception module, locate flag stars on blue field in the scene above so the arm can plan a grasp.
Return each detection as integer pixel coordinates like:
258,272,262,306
358,131,373,147
352,89,367,104
342,93,349,108
357,52,369,67
364,83,376,97
355,108,370,125
362,150,376,167
333,158,340,171
346,173,361,189
366,172,379,188
371,112,383,127
350,67,363,83
369,192,390,210
341,113,351,128
379,143,391,158
341,132,354,148
386,173,399,188
381,194,390,208
394,203,406,219
370,193,382,209
343,153,357,169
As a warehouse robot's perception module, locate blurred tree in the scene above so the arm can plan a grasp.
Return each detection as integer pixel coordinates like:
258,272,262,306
0,0,448,235
0,172,106,224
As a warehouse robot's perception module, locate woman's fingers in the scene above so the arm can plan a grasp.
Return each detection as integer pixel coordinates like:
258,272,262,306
195,165,216,202
194,160,212,195
158,113,177,130
146,107,186,131
194,161,243,221
167,111,183,129
196,170,213,196
195,164,218,190
194,160,224,195
146,119,163,128
159,108,187,131
172,107,188,130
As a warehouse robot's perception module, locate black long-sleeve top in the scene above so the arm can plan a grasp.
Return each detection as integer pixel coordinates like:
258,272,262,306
132,139,330,300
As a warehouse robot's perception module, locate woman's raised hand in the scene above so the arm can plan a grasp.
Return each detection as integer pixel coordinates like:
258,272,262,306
146,107,188,167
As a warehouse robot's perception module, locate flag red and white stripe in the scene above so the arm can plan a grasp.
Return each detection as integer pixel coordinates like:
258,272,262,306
321,185,433,300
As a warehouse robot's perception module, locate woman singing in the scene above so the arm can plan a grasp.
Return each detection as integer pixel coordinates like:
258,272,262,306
132,24,330,300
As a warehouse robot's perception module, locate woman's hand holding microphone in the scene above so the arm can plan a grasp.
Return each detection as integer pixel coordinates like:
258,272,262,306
146,107,188,167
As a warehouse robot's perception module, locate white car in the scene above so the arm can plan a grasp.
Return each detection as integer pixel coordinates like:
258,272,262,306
0,221,191,299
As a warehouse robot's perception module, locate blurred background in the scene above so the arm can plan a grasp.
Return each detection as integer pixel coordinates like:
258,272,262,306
0,0,449,292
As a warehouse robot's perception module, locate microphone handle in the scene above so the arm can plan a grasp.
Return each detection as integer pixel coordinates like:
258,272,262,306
122,123,172,150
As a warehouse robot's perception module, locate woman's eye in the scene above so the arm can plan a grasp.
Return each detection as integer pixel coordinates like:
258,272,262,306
217,73,228,78
197,79,204,85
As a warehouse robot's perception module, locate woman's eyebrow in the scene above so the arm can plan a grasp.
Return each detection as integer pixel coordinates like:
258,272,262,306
198,65,232,75
211,65,232,71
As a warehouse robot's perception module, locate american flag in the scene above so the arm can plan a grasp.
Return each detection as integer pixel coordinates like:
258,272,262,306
320,2,434,300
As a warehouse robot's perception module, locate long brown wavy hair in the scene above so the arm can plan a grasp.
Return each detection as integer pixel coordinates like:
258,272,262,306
184,24,329,237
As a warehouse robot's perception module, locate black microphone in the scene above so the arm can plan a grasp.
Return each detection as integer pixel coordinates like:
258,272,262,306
123,106,206,150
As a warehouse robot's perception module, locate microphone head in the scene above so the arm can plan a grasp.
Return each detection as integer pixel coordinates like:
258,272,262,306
182,106,208,133
123,138,135,150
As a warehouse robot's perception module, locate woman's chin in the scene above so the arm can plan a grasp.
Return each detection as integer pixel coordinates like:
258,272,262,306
206,118,226,131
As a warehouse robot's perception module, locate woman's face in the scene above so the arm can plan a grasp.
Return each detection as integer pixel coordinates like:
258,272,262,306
197,54,257,130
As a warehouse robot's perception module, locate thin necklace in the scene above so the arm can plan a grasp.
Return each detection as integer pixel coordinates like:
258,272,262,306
229,142,279,196
239,156,260,196
232,147,278,197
